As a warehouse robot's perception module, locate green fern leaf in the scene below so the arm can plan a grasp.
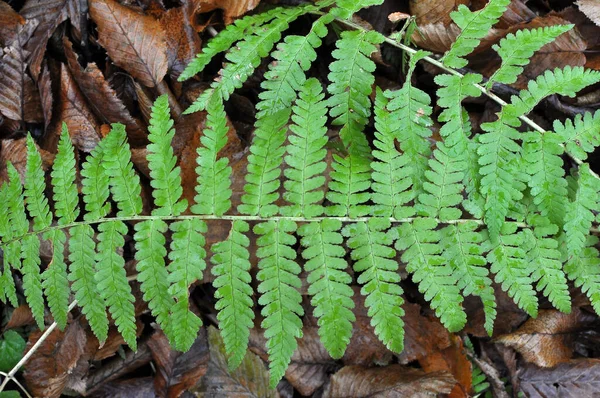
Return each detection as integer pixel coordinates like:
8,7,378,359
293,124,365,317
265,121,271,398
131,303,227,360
0,184,17,306
486,222,538,316
25,135,52,230
326,154,372,218
256,14,333,118
524,215,571,313
7,163,29,240
211,220,254,369
147,94,187,217
554,110,600,161
168,219,206,351
81,140,111,221
396,218,467,332
52,124,79,225
192,93,232,216
282,78,328,218
95,220,137,350
441,222,496,335
42,229,69,329
299,219,354,359
523,132,568,226
330,0,384,19
442,0,511,69
255,220,303,388
238,109,290,217
68,224,109,342
563,163,599,260
385,50,433,196
371,88,414,219
564,235,600,315
488,25,573,86
102,124,142,217
21,235,45,329
134,219,175,342
343,218,405,352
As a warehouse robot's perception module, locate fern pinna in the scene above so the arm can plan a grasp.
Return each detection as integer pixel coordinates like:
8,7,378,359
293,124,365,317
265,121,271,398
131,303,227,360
3,0,600,389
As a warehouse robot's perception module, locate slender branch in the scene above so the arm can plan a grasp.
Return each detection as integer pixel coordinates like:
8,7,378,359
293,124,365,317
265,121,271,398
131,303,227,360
0,371,33,398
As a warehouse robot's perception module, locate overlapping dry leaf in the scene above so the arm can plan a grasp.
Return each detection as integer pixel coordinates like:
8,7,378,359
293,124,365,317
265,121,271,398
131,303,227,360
409,0,468,26
397,303,451,364
578,0,600,27
0,1,24,46
160,2,203,79
519,359,600,397
197,0,261,24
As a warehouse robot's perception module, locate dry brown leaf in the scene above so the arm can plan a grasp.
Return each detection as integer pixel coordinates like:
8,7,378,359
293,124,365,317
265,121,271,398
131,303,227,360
23,321,87,398
397,303,451,364
411,23,461,54
90,0,168,87
419,335,471,398
324,365,456,398
0,137,29,184
63,37,147,146
160,2,203,79
38,64,53,130
577,0,600,27
409,0,468,26
5,305,35,329
0,1,24,46
519,359,600,397
495,308,597,368
196,0,261,24
147,328,209,397
46,64,102,153
88,376,157,398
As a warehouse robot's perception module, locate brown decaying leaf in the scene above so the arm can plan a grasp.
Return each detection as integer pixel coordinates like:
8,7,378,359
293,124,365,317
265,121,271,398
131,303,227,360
90,0,169,87
409,0,468,26
495,308,597,368
88,376,157,398
0,137,29,184
23,321,87,398
63,37,147,146
577,0,600,27
324,364,456,398
419,335,471,398
147,328,209,397
20,0,69,80
519,359,600,397
45,64,101,153
5,305,35,329
38,64,53,130
0,1,24,46
196,0,261,24
411,23,461,54
192,326,276,397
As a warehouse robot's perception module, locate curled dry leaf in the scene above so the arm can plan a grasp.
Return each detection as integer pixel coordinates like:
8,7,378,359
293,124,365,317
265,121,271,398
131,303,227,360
192,326,276,397
495,308,597,368
197,0,261,24
577,0,600,27
409,0,469,26
63,37,147,146
324,364,456,398
519,359,600,397
90,0,168,87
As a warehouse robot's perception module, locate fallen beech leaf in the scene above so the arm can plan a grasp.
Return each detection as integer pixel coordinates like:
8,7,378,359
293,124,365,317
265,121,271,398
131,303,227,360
578,0,600,27
63,37,147,146
419,335,471,398
0,1,24,46
5,305,35,329
197,0,261,24
193,326,275,397
324,364,456,398
147,328,209,397
24,321,87,398
160,2,203,79
88,376,157,398
0,137,29,184
38,64,53,130
411,23,461,54
47,64,101,153
90,0,169,87
410,0,469,26
495,308,597,367
519,359,600,397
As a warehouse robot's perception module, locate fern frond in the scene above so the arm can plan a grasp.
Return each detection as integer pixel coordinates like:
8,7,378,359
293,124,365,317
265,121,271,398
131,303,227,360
25,135,52,231
523,132,568,226
371,88,414,219
441,0,511,69
238,109,290,217
328,29,383,156
21,235,45,329
385,50,433,196
7,163,29,240
255,220,303,388
68,224,109,342
299,219,354,359
564,235,600,315
441,222,496,335
524,215,571,313
81,141,111,221
343,218,404,352
554,110,600,161
330,0,384,19
563,163,599,260
488,25,573,86
178,8,284,81
185,6,314,114
147,94,187,217
211,220,254,369
192,92,232,216
0,184,17,306
282,78,328,218
134,219,175,342
51,124,79,225
168,219,206,351
486,222,538,316
396,218,466,332
95,220,137,350
256,14,333,119
102,124,142,217
42,229,69,329
326,154,372,218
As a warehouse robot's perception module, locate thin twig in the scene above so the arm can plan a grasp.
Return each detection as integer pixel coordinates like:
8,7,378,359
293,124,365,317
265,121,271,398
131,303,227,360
0,371,33,398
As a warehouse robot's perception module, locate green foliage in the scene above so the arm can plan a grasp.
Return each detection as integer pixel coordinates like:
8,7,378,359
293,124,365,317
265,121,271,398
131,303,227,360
51,125,79,225
0,330,26,372
42,229,69,329
25,135,51,231
554,109,600,161
330,0,384,19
